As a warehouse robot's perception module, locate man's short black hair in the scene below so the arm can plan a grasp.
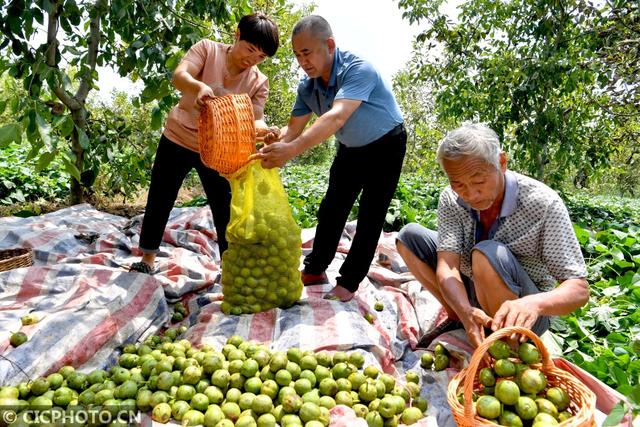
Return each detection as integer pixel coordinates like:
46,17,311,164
238,13,279,57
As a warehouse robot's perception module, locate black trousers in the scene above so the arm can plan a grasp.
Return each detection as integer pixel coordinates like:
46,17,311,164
303,124,407,292
138,135,231,255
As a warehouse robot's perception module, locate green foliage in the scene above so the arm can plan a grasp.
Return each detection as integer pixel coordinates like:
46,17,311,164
552,221,640,408
579,117,640,198
0,0,252,202
0,142,69,204
392,68,444,176
549,194,640,417
0,0,308,203
564,193,640,230
259,1,314,128
397,0,636,188
280,164,329,228
85,92,160,200
384,174,441,231
280,164,441,231
591,2,639,109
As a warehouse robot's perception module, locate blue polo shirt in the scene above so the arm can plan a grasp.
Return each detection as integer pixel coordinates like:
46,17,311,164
291,48,404,148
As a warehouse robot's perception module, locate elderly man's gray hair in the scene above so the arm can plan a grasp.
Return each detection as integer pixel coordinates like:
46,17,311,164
292,15,333,40
436,123,502,170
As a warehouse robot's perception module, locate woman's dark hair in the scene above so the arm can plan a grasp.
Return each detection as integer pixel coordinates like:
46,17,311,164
238,13,279,57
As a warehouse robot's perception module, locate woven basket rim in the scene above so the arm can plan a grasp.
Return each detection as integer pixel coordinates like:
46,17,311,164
446,326,597,426
0,247,31,255
0,247,34,272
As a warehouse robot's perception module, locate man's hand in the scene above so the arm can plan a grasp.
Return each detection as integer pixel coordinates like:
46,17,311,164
461,307,493,348
491,297,541,342
250,141,299,169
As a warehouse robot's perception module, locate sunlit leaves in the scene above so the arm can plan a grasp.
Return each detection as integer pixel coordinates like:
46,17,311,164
397,0,635,187
0,123,22,147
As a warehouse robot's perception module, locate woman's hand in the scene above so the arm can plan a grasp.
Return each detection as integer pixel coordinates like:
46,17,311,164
195,85,215,108
256,126,281,145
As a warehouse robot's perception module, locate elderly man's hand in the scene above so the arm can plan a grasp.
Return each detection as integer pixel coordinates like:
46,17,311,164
462,307,493,348
250,141,298,169
491,297,541,342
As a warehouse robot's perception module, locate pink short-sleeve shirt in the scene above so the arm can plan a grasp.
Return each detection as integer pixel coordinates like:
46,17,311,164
163,40,269,152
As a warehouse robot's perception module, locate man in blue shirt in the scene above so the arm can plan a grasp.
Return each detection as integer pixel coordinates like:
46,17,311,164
254,15,406,302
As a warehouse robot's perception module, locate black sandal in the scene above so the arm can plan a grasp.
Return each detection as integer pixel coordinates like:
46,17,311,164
129,261,154,275
416,318,463,348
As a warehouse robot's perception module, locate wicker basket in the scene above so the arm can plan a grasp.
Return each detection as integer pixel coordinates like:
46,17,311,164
198,94,256,175
0,248,33,272
447,326,596,426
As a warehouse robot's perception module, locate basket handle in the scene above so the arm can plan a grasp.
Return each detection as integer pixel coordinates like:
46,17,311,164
463,326,553,419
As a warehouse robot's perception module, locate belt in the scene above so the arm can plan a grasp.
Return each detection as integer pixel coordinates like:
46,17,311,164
386,123,405,137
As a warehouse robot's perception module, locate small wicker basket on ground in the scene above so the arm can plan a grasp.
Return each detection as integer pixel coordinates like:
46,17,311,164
0,248,33,272
447,326,596,426
199,94,256,175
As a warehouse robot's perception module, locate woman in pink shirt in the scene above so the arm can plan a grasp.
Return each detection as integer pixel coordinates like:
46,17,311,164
130,13,279,274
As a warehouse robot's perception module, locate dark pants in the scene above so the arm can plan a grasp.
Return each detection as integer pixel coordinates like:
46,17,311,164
304,125,407,292
138,135,231,255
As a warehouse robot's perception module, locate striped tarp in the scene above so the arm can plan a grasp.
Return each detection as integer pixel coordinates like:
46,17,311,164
0,264,168,384
0,204,626,426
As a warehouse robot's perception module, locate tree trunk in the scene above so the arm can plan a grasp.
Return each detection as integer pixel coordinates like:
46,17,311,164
534,147,546,181
46,0,106,204
70,108,87,204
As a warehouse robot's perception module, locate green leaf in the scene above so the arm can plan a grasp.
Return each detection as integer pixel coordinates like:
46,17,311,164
165,52,183,70
609,247,625,261
77,127,90,149
611,365,629,388
605,332,627,344
35,112,52,148
59,116,75,137
615,259,634,268
611,229,628,240
601,400,627,426
26,140,43,161
151,107,163,130
0,123,22,147
573,224,590,244
594,243,609,253
61,156,81,182
35,151,56,172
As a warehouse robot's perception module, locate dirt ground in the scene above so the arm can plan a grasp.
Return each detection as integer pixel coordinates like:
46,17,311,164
0,186,206,219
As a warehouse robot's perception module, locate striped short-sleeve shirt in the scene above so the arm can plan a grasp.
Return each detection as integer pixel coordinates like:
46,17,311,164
437,171,587,291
